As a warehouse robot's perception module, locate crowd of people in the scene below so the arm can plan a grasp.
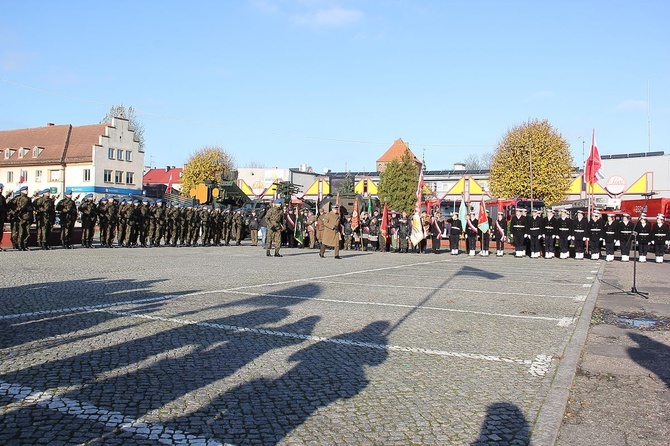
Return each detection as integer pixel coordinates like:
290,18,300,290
1,183,668,264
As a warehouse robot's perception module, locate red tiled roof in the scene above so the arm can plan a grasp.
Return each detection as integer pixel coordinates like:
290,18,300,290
143,167,183,184
65,124,108,163
377,138,420,163
0,124,71,165
0,122,109,166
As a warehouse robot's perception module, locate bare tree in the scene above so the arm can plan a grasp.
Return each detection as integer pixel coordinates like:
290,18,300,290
101,104,146,152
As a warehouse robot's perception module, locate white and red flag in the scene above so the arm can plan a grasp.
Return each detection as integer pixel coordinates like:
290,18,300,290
585,129,604,186
166,172,173,194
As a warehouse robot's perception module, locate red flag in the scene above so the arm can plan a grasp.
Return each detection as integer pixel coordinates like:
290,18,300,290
477,196,489,232
585,129,603,185
380,203,389,238
166,172,173,194
19,170,25,183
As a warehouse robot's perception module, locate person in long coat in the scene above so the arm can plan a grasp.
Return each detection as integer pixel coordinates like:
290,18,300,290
319,205,342,259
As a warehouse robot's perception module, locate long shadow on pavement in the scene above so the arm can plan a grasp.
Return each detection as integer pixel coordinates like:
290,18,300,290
628,332,670,388
169,320,390,446
472,401,531,445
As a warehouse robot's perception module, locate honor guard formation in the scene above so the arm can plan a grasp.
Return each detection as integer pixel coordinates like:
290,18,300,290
1,184,669,263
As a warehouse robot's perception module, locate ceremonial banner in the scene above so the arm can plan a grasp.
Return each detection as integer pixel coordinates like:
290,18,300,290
294,211,304,245
410,211,425,246
477,197,489,232
458,198,467,225
380,203,389,239
351,197,360,230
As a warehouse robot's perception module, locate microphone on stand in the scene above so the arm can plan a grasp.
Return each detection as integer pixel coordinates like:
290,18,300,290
640,191,658,197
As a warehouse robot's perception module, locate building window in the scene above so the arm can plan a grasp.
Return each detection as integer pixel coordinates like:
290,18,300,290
108,148,115,159
49,170,61,182
35,170,43,182
115,170,123,183
117,149,123,161
125,172,134,184
18,149,25,159
83,169,91,182
103,170,112,183
6,172,13,183
125,150,132,162
3,149,9,159
19,170,27,182
32,147,41,157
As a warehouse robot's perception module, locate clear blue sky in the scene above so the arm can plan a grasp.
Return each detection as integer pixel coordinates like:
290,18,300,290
2,0,668,173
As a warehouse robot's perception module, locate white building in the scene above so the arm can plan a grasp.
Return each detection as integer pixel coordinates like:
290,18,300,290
0,117,143,198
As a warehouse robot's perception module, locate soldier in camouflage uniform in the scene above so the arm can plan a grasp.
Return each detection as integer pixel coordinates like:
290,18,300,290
34,189,56,250
56,189,77,249
150,199,165,247
265,199,285,257
14,186,33,251
233,209,244,245
78,193,97,248
223,208,233,245
97,197,109,247
106,197,119,248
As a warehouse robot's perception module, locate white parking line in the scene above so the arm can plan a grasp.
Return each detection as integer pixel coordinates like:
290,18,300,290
221,289,576,326
0,381,227,446
95,309,550,375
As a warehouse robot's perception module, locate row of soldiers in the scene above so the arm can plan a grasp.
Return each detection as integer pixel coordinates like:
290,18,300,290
0,185,253,250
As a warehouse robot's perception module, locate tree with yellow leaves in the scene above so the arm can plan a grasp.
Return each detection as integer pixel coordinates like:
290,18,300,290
490,119,573,206
180,146,236,197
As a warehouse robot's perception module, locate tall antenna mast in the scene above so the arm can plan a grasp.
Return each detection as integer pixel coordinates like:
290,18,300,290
647,80,651,153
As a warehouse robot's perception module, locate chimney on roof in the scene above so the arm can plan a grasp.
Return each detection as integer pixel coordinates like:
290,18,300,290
46,123,55,126
454,162,466,171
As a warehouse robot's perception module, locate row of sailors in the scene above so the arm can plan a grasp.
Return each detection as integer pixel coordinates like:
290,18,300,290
506,207,669,263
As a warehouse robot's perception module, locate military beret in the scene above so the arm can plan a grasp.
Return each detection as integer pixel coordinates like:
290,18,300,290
84,193,93,200
0,183,4,189
274,199,282,204
40,188,50,195
19,185,28,192
133,199,139,204
156,199,162,204
65,189,73,195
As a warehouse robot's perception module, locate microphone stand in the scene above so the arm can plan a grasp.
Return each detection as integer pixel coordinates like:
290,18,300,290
609,192,656,298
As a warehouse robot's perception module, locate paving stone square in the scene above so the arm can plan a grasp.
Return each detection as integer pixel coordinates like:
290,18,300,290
0,245,603,445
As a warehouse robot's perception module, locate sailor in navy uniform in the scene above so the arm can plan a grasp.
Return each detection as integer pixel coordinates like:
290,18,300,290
572,210,588,260
493,212,507,257
634,213,652,262
603,213,618,262
587,210,604,260
651,213,669,263
617,212,634,262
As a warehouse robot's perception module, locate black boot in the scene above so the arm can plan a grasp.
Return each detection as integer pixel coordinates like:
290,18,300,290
266,250,271,257
274,250,282,257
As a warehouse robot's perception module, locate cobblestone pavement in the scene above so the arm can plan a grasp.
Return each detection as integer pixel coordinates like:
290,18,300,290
0,245,604,445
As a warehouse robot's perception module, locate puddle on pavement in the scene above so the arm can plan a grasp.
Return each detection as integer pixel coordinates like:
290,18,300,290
613,316,659,328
